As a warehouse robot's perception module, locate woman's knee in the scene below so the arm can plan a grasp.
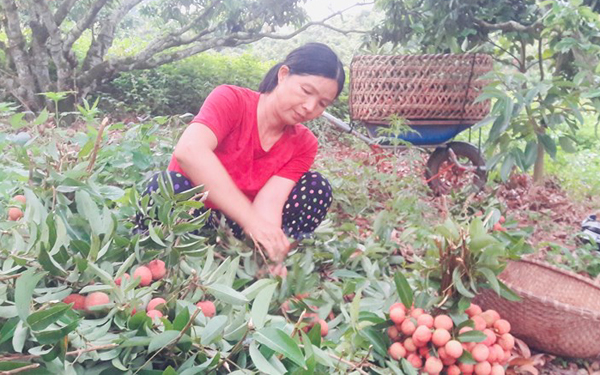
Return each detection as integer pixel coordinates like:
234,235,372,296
281,171,333,239
145,171,193,195
296,171,333,208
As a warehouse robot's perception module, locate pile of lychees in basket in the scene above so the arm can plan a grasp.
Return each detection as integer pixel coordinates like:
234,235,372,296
387,302,515,375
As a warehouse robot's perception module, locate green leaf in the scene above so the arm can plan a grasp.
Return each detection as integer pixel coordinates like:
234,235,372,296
582,88,600,98
27,303,71,331
538,133,557,159
458,297,471,313
312,344,334,367
523,142,538,170
456,318,475,330
0,317,19,345
75,190,102,234
87,262,115,285
488,98,513,141
559,136,577,153
33,109,49,126
12,321,28,353
452,268,475,298
120,336,152,347
38,246,68,277
500,154,515,181
478,268,500,295
400,358,419,375
393,271,413,309
148,222,167,247
116,253,136,279
34,319,79,345
15,268,46,322
359,326,388,357
457,350,477,364
206,284,249,305
242,279,276,300
250,283,277,330
148,330,180,352
300,330,316,373
200,316,228,345
498,280,521,301
350,289,361,328
469,234,497,252
255,327,306,368
249,341,285,375
78,140,94,158
173,308,190,332
457,330,487,343
10,113,27,129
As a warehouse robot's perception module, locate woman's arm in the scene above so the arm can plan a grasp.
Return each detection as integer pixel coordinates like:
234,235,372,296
253,175,296,227
173,123,290,262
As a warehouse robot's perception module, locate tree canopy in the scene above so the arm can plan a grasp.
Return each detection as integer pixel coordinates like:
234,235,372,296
0,0,353,112
372,0,600,182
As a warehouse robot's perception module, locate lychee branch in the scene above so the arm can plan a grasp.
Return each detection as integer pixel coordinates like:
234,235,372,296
0,363,40,374
0,343,118,362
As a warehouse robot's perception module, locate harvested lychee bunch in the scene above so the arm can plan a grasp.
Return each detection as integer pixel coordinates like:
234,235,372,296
386,302,514,374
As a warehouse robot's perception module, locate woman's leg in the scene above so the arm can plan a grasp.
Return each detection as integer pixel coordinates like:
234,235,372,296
136,171,334,241
134,171,206,231
136,171,244,236
281,171,333,240
145,171,193,194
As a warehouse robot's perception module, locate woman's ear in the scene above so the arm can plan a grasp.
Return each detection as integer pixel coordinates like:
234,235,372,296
277,65,291,83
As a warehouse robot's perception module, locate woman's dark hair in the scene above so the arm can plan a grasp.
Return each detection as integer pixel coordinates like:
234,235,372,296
258,43,345,98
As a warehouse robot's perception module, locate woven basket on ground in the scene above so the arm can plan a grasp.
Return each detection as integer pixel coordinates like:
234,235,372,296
474,259,600,358
349,54,493,125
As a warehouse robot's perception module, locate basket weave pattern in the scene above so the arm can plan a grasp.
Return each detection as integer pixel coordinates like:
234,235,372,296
475,259,600,358
349,54,493,124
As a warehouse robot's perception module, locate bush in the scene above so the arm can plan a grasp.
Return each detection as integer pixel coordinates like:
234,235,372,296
98,52,272,116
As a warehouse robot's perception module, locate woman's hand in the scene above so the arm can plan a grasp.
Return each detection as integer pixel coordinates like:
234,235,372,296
242,215,290,264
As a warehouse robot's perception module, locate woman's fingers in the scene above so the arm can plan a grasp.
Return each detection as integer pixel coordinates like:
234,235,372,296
244,219,290,263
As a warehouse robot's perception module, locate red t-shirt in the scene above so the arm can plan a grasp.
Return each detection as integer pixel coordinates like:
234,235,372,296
168,85,318,207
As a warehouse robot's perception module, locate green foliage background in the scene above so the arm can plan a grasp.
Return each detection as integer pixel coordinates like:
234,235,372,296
97,53,271,116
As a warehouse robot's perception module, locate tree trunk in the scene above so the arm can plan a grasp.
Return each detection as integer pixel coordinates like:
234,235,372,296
1,0,42,111
533,139,545,184
0,0,360,115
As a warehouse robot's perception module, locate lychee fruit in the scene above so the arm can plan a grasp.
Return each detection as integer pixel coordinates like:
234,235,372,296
84,292,110,310
147,259,166,280
147,297,167,312
132,266,152,286
147,310,163,319
63,294,86,310
388,342,406,360
196,300,216,318
115,273,130,286
8,207,23,221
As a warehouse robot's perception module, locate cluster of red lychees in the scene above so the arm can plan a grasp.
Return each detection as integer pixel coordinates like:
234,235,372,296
386,302,515,375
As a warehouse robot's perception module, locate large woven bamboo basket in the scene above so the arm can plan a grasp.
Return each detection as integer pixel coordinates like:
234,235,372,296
349,54,493,125
474,259,600,358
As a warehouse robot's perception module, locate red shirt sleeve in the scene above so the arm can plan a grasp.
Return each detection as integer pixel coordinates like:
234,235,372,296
191,85,242,144
275,128,318,182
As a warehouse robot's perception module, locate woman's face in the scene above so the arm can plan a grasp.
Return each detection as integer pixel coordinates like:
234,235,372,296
273,65,339,125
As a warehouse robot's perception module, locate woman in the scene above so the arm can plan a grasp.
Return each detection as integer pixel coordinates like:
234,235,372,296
145,43,344,267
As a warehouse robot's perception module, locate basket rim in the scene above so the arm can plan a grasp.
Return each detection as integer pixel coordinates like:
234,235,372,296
498,258,600,321
348,53,493,124
350,52,493,61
